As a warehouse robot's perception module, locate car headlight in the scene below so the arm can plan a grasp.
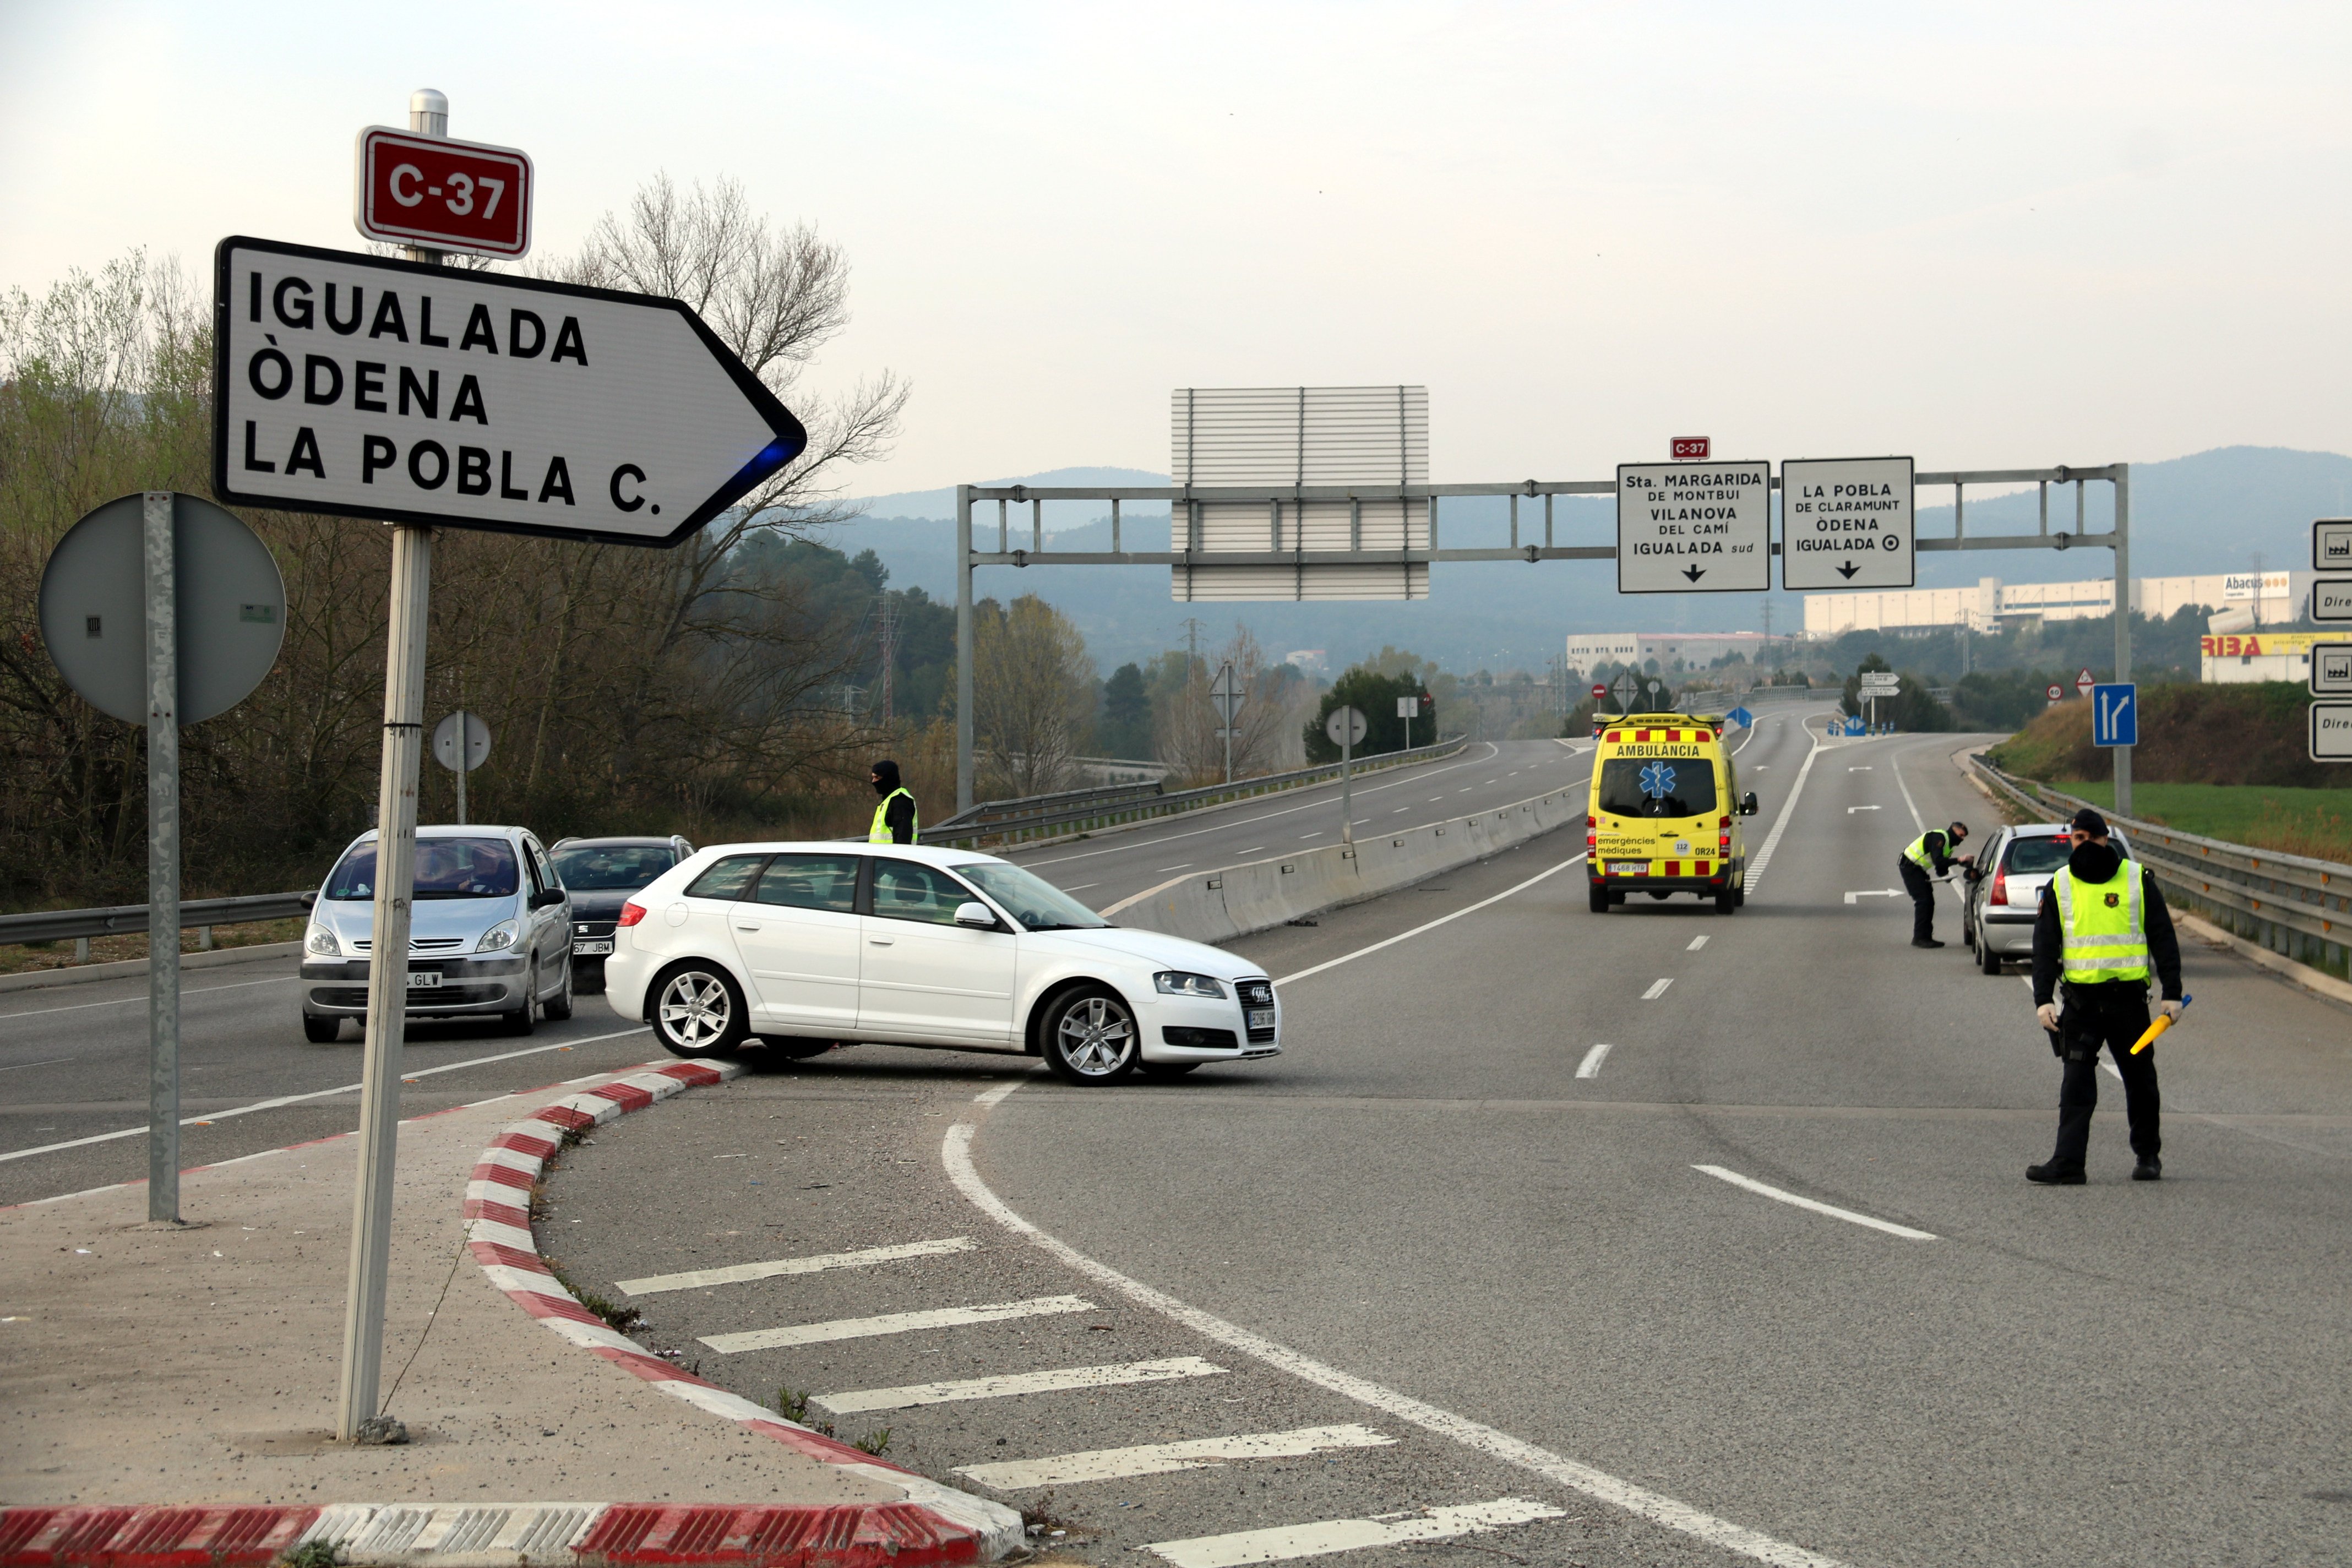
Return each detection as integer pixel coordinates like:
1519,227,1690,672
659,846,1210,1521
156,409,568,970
476,919,519,953
305,924,340,957
1153,971,1226,999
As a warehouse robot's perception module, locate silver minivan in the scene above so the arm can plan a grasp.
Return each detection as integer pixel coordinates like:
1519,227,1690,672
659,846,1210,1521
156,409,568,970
300,825,574,1041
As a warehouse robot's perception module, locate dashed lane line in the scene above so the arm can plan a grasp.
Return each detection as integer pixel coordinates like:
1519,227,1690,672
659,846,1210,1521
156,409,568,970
618,1235,978,1297
814,1355,1227,1415
956,1423,1395,1490
1692,1165,1939,1241
1642,978,1673,1000
701,1294,1096,1353
1575,1043,1612,1079
1142,1497,1568,1568
1687,934,1709,951
945,1113,1852,1567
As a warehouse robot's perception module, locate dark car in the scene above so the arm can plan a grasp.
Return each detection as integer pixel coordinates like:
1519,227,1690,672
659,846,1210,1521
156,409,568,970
550,835,694,990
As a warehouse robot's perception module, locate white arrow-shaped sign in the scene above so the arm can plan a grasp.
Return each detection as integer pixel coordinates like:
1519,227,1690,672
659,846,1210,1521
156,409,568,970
211,236,806,547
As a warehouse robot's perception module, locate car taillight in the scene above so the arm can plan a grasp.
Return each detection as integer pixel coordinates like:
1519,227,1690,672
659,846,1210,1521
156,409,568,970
1719,832,1732,853
1988,872,2007,907
617,900,648,928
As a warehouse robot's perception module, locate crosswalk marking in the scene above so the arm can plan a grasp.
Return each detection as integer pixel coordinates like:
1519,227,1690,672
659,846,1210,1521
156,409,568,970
699,1294,1096,1352
615,1236,976,1297
1142,1497,1567,1568
954,1423,1393,1490
815,1355,1226,1415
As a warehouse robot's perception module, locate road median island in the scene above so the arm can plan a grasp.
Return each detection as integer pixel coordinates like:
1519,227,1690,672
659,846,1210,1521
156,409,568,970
0,1060,1021,1567
1104,786,1585,943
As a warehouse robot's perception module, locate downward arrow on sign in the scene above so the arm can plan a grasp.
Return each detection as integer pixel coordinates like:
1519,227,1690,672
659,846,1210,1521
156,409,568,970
1683,565,1706,582
1837,561,1861,579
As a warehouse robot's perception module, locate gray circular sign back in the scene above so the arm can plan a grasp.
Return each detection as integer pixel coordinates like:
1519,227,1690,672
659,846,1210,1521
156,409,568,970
39,493,286,725
433,711,493,772
1324,705,1368,747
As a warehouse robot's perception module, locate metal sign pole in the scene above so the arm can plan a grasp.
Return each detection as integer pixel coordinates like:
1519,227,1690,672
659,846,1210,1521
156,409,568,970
142,492,181,1224
1341,726,1353,845
2113,465,2133,816
454,709,467,826
955,484,976,814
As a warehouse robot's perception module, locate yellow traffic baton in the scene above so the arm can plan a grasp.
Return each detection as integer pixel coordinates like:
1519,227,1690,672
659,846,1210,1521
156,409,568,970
2130,993,2191,1054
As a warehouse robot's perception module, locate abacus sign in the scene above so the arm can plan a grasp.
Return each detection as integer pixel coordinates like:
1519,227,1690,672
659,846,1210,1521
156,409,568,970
355,127,534,258
211,236,807,547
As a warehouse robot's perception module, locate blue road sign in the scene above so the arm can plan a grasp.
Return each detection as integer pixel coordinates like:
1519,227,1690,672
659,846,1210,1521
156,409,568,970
1844,716,1866,736
1726,705,1754,729
2092,682,2138,747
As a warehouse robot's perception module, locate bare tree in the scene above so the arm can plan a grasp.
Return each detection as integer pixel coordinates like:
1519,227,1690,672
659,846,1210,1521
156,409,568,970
1154,625,1305,783
974,595,1095,798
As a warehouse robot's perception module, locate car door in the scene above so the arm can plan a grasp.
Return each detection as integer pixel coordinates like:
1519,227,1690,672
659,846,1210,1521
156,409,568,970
731,853,863,1034
856,858,1018,1047
660,852,769,984
523,837,568,988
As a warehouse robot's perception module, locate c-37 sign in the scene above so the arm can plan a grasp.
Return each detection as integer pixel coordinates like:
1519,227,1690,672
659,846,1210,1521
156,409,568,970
210,237,806,547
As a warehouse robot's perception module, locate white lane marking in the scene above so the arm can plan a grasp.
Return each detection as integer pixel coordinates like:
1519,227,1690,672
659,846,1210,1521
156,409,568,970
1692,1165,1939,1241
956,1423,1393,1490
942,1121,1851,1568
0,1056,75,1072
618,1236,979,1297
1846,805,1880,814
1429,796,1444,802
1063,882,1099,892
1844,890,1902,903
1642,978,1672,1000
1392,807,1411,814
703,1294,1096,1352
1575,1043,1612,1079
1143,1498,1566,1568
815,1355,1226,1414
1686,934,1709,951
1274,856,1587,987
1891,746,1926,830
1157,864,1194,872
1299,832,1324,840
2102,1060,2124,1080
974,1080,1026,1108
1238,846,1264,855
0,973,296,1022
0,1027,651,1164
1744,735,1825,895
1848,766,1873,771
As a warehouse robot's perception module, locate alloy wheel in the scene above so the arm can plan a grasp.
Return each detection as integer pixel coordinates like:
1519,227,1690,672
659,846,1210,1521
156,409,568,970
1054,993,1136,1078
659,972,734,1050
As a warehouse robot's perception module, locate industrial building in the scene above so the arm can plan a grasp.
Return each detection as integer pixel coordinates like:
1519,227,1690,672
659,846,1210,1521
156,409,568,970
1803,571,2316,635
1562,631,1771,677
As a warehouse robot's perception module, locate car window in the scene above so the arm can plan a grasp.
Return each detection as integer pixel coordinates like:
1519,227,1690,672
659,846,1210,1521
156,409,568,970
1596,756,1718,818
956,862,1108,930
325,837,519,901
869,859,974,925
553,844,678,890
750,854,859,913
522,843,547,896
683,854,768,901
2004,836,2073,876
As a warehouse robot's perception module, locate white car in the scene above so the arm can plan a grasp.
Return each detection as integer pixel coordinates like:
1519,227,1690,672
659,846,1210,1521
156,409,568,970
603,842,1281,1084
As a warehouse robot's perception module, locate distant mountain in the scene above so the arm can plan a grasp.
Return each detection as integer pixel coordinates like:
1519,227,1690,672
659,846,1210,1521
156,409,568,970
810,448,2352,676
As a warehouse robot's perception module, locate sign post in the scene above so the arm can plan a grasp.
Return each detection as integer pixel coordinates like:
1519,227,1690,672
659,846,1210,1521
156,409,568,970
1325,705,1368,844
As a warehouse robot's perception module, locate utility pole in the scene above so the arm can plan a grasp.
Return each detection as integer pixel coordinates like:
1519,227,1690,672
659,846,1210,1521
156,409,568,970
877,595,898,724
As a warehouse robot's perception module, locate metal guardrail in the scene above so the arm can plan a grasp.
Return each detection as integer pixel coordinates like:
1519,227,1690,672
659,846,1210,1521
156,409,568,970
1970,756,2349,983
0,892,312,949
928,735,1472,847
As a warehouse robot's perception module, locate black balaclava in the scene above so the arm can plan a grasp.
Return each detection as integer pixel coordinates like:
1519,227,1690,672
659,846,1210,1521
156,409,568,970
871,759,902,796
2068,837,2122,883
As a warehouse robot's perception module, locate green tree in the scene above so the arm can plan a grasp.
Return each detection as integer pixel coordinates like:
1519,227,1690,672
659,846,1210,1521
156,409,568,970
1303,664,1435,763
1098,663,1152,759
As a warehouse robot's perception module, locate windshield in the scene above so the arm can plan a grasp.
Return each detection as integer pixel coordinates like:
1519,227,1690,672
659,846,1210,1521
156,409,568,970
325,837,520,901
1596,756,1719,819
552,843,677,891
956,863,1111,931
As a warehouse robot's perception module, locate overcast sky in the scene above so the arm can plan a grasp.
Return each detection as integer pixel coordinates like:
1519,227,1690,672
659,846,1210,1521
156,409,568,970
6,2,2349,500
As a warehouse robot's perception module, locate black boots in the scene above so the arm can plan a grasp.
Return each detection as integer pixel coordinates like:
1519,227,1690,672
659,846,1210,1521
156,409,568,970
2132,1157,2163,1181
1912,938,1945,949
2026,1162,2086,1185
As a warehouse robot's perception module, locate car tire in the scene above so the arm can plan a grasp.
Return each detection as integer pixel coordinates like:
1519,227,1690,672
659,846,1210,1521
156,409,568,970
650,963,749,1059
503,961,538,1036
543,957,574,1021
1140,1061,1200,1079
1714,884,1737,914
1041,986,1140,1085
302,1014,341,1043
1588,884,1609,914
1980,933,2003,975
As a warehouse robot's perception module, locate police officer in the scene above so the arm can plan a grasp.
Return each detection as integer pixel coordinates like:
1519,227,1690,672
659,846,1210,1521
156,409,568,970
1898,820,1974,948
868,759,917,845
2027,807,2184,1185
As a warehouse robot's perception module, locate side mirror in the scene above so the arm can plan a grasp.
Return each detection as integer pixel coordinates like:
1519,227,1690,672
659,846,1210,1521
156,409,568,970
1740,792,1759,816
953,901,998,930
300,890,318,910
531,887,565,910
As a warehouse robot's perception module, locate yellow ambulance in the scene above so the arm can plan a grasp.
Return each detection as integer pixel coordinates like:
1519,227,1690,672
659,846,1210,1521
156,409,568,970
1585,712,1759,914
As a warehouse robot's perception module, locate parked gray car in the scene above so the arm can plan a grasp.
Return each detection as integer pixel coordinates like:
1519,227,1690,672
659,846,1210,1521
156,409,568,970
1962,820,2133,974
300,825,574,1041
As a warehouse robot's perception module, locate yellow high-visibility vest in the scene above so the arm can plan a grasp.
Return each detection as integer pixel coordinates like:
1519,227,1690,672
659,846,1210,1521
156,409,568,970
2052,858,2150,983
869,787,918,845
1903,831,1940,872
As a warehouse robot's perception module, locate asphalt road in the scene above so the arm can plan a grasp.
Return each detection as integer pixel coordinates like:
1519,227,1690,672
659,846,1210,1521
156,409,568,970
538,709,2352,1567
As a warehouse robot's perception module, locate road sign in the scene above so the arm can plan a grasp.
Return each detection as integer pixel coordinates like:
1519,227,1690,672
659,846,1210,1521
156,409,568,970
2312,703,2352,761
1325,705,1369,747
2076,668,2097,698
1615,461,1770,592
2091,682,2137,747
2315,519,2352,571
40,492,286,725
2046,683,2064,703
1725,705,1753,728
212,236,807,547
2311,643,2352,696
432,710,492,771
2315,578,2352,623
1779,457,1914,591
1672,437,1711,459
1397,695,1420,718
355,127,533,258
1844,716,1866,736
1209,663,1243,722
1610,672,1641,710
1860,671,1901,688
1591,683,1607,703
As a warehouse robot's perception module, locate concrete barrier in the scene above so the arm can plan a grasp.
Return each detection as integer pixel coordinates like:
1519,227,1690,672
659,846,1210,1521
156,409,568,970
1106,785,1584,944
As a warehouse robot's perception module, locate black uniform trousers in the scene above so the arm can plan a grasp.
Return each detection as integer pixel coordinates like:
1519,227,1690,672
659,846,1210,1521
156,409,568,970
2046,978,2162,1168
1898,858,1937,941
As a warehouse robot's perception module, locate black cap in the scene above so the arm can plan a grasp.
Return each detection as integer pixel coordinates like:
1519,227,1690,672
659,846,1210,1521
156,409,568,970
2071,807,2108,837
1947,820,1970,839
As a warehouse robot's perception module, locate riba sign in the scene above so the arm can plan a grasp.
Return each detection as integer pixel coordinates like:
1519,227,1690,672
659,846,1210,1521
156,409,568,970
1779,457,1914,591
1615,461,1770,592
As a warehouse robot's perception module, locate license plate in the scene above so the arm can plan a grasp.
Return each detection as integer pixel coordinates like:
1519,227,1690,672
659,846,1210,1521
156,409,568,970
1247,1008,1274,1031
405,970,442,989
1610,861,1650,875
574,939,613,955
